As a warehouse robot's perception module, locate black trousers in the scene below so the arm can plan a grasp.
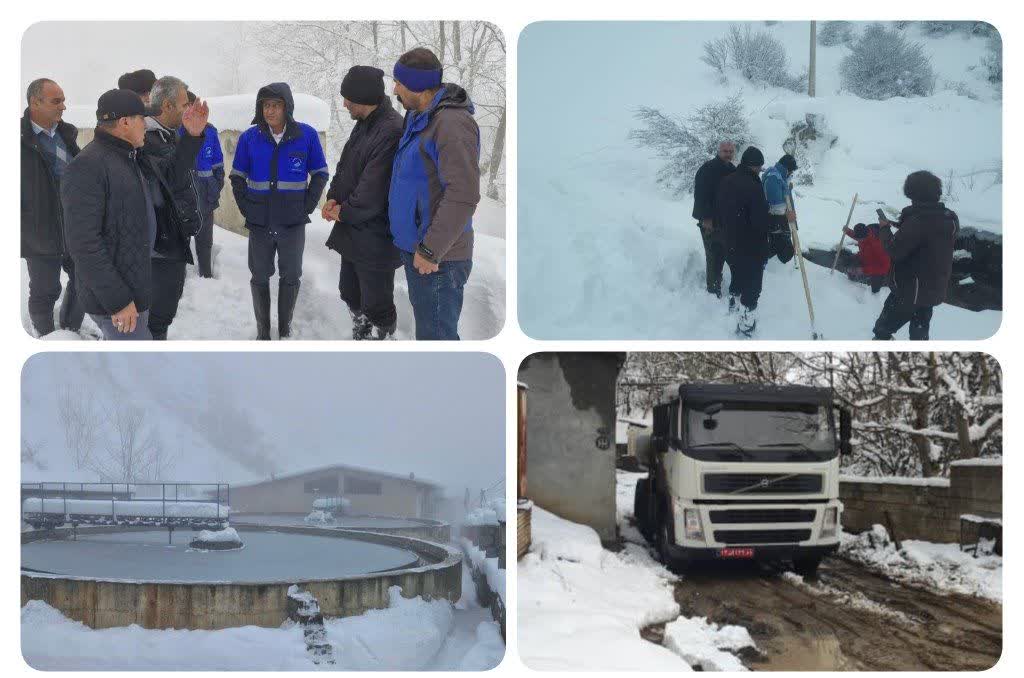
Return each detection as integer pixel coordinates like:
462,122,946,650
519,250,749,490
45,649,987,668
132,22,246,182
339,258,397,328
873,291,934,340
149,258,187,340
726,251,766,311
193,212,215,278
25,255,84,331
248,225,305,286
699,226,726,296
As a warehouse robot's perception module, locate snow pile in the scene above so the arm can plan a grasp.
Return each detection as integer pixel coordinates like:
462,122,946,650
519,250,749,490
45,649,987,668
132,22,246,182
663,616,756,671
194,526,240,543
312,496,350,511
781,571,917,625
464,498,505,526
22,497,230,518
460,538,505,603
839,474,951,487
840,525,1002,601
303,509,336,525
950,456,1003,467
616,470,650,545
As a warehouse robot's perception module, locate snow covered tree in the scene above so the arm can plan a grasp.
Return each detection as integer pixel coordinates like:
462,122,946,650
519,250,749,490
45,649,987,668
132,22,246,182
628,94,752,196
981,34,1002,85
918,21,964,37
818,22,854,47
701,26,807,92
22,438,47,471
840,23,935,100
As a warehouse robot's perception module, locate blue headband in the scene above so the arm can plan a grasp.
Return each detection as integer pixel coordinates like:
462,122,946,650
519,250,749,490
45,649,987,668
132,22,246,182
393,62,442,92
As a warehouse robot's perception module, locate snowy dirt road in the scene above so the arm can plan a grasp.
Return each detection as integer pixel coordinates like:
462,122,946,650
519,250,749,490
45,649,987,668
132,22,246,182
641,557,1001,671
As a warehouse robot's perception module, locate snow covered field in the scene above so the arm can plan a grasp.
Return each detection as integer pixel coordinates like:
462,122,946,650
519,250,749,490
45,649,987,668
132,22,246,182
519,22,1001,339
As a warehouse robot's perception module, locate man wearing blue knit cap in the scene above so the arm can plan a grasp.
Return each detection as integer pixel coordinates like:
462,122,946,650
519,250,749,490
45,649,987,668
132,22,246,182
389,47,481,341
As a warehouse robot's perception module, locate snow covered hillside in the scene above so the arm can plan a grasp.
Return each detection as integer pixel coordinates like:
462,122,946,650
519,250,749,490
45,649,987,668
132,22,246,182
519,22,1001,339
21,200,505,341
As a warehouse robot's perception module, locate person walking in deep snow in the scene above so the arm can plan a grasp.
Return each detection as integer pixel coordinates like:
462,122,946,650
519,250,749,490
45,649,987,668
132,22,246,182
762,154,799,263
715,146,772,336
117,69,157,107
21,77,85,336
389,47,481,341
842,223,890,293
324,66,404,340
230,82,329,340
180,90,224,279
143,75,200,339
872,170,959,340
62,89,208,340
691,140,736,297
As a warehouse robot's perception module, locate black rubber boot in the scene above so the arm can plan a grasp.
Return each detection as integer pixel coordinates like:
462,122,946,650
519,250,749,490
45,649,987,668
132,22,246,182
251,282,271,340
349,311,371,340
29,312,55,337
278,281,300,339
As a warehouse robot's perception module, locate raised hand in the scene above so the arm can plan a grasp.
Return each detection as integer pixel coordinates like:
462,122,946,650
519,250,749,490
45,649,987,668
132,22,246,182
182,98,210,137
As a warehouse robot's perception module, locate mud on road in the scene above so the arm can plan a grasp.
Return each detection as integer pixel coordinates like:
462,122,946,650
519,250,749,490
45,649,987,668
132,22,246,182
642,557,1002,671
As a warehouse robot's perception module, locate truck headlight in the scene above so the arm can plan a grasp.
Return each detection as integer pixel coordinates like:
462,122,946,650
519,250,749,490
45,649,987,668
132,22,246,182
683,508,704,541
821,507,839,538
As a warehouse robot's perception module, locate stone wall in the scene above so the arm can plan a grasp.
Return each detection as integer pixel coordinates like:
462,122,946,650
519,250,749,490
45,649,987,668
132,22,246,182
840,462,1001,543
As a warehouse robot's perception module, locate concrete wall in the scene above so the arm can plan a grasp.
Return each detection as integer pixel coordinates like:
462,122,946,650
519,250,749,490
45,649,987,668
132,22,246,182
518,353,624,543
21,525,461,630
840,463,1002,543
73,127,329,237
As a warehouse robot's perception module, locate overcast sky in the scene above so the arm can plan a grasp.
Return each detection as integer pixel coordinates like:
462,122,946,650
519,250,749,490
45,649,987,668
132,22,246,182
22,353,505,497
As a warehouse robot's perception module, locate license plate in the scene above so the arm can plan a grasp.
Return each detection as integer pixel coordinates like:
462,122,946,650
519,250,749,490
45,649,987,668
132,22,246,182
719,547,755,558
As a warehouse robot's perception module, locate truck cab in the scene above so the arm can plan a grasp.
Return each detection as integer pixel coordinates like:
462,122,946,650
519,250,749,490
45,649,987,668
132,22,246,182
634,383,852,576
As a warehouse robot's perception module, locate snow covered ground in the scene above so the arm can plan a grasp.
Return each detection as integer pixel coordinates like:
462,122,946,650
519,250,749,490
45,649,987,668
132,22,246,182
519,22,1001,339
21,202,506,341
22,575,504,670
839,525,1002,601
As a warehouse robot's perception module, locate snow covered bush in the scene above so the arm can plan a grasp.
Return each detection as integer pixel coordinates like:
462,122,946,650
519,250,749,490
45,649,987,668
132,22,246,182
918,21,964,37
628,94,753,197
818,21,854,47
840,23,935,99
981,34,1002,84
701,26,806,92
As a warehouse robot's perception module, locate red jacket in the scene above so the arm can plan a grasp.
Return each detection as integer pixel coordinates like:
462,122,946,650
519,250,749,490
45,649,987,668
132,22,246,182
856,230,891,276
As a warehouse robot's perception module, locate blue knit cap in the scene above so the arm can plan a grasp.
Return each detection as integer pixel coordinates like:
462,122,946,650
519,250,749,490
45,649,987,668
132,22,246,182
393,62,442,92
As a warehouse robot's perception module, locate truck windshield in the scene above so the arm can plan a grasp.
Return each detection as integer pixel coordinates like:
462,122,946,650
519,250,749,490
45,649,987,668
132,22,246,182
685,402,837,462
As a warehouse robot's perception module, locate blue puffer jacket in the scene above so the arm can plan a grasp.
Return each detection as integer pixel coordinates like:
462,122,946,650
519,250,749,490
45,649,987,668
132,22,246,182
388,84,480,263
229,83,329,229
180,123,224,216
761,162,793,216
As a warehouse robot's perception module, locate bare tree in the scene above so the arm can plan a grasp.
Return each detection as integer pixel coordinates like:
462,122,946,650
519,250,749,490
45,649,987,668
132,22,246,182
89,403,172,483
21,438,47,470
56,383,100,471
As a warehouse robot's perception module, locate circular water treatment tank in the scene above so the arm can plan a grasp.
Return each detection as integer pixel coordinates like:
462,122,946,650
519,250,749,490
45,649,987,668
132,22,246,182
236,514,428,529
22,528,420,583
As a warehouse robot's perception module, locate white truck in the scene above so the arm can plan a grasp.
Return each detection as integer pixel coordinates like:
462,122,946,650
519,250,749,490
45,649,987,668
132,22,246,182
634,383,852,576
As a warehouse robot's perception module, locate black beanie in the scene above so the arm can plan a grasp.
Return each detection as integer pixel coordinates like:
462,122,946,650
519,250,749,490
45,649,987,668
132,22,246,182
117,69,157,96
779,154,798,173
853,223,869,239
340,66,386,105
740,146,765,168
96,89,146,121
903,170,942,203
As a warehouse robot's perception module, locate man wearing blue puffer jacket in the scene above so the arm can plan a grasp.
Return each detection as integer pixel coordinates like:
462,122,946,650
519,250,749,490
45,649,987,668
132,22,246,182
230,82,329,339
762,154,799,262
181,90,224,278
389,47,481,341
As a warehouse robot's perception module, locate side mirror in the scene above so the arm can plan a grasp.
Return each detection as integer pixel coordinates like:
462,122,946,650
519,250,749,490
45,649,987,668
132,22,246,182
703,402,724,416
651,435,668,454
838,407,852,456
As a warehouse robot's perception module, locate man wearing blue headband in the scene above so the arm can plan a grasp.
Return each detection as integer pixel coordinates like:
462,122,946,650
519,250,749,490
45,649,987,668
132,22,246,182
388,47,481,341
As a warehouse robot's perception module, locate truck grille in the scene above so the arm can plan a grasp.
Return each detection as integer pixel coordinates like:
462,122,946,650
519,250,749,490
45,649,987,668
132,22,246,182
713,529,812,544
703,473,823,494
708,509,816,524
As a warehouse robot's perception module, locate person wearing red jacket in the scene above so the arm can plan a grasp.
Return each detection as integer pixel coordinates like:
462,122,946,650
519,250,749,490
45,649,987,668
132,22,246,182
843,223,891,293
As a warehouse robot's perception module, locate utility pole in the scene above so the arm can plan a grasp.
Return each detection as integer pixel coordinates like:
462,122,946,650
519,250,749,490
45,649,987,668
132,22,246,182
808,21,817,97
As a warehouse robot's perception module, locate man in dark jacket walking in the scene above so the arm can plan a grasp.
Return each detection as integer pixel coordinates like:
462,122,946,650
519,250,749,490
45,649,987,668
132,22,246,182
62,89,207,340
389,48,481,341
230,82,329,339
21,77,84,336
323,66,403,340
873,170,959,340
182,90,224,279
143,75,199,339
692,140,735,297
715,146,771,336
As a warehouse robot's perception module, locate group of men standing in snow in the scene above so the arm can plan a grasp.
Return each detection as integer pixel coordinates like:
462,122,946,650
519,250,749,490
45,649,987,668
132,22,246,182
693,141,959,339
20,47,481,341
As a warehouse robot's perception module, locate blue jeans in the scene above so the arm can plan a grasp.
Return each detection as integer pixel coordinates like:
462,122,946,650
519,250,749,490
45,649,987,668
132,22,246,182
401,251,472,340
90,310,152,340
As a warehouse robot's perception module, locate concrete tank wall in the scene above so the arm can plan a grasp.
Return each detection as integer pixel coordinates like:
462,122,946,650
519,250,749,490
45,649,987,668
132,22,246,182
21,525,460,630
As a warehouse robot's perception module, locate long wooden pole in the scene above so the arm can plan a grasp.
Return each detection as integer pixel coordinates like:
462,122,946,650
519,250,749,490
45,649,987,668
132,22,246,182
786,194,819,339
830,193,860,274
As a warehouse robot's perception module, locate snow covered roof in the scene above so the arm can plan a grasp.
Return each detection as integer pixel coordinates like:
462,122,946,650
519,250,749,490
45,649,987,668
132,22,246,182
231,463,442,491
60,92,331,132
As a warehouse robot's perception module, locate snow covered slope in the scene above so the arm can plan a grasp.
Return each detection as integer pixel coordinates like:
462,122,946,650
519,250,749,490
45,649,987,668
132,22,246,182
518,22,1001,339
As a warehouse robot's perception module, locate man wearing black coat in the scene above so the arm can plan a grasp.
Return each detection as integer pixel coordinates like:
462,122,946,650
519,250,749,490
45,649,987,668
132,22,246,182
323,66,404,340
62,89,208,340
714,146,771,335
21,78,84,336
692,140,735,297
873,170,959,340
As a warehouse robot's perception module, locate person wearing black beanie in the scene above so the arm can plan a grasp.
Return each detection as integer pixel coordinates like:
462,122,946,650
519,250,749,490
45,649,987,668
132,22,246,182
117,69,157,106
739,146,765,168
323,66,404,340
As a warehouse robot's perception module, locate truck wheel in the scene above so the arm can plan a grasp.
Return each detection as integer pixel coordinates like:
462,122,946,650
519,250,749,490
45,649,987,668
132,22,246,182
658,521,685,573
633,478,651,540
793,556,823,578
